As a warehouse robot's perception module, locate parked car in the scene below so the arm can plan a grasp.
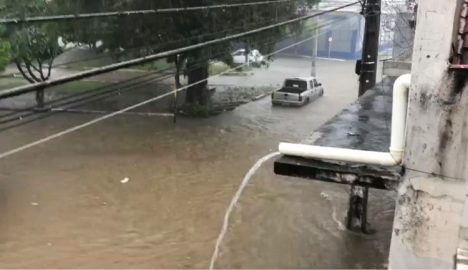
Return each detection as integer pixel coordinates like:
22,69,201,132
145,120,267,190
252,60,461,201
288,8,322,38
232,49,266,67
272,77,324,106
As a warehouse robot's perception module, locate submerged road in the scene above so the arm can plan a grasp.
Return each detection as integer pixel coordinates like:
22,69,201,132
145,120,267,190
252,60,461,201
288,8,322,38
0,57,394,268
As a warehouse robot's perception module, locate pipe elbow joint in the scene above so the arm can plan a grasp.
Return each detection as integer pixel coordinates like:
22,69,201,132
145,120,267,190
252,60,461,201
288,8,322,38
389,148,404,165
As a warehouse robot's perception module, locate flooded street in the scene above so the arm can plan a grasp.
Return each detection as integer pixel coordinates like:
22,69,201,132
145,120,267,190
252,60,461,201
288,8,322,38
0,58,394,268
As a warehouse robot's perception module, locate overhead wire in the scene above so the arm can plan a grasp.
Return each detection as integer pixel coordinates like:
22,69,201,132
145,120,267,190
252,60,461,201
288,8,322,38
0,45,239,126
0,16,348,160
4,13,287,78
0,1,360,100
405,167,467,182
0,17,339,130
0,0,296,24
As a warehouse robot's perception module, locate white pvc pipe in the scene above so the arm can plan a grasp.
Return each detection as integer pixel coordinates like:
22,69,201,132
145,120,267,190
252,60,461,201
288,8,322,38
389,74,412,162
279,74,412,166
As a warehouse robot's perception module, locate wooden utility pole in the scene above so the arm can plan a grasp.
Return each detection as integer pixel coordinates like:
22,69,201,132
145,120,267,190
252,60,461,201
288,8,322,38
311,17,319,77
358,0,381,96
346,0,382,234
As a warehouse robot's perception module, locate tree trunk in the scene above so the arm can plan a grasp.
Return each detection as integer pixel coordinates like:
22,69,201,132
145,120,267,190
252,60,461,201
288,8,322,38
244,44,250,67
174,55,182,89
185,57,209,106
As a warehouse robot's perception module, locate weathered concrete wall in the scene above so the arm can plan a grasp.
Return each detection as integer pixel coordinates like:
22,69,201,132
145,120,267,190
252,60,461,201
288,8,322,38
389,0,468,268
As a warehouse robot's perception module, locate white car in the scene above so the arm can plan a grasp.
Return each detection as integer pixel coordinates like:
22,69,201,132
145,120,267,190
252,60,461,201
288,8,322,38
272,77,324,106
232,49,265,67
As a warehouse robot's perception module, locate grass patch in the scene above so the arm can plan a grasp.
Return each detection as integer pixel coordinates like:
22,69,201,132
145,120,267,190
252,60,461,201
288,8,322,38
65,57,175,72
0,77,112,95
209,61,253,76
139,59,175,71
51,80,108,94
0,77,28,90
213,86,276,105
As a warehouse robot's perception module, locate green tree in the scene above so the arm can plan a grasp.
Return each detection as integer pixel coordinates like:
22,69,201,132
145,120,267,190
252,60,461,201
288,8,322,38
166,0,320,106
0,39,11,72
3,0,62,83
53,0,319,106
9,25,61,82
0,25,11,72
4,0,320,99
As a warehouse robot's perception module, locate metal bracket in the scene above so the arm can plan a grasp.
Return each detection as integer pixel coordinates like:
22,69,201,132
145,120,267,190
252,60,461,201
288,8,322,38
347,185,373,234
449,64,468,71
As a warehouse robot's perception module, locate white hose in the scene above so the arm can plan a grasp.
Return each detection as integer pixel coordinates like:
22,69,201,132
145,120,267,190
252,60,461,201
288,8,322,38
209,152,281,269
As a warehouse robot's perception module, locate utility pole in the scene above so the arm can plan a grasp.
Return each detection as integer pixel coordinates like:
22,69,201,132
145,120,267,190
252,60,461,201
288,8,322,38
346,0,382,234
311,28,318,77
358,0,381,96
311,6,319,77
310,2,323,77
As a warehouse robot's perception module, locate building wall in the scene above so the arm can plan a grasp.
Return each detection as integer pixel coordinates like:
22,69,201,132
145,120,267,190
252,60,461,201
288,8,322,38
316,13,364,59
275,12,364,60
389,0,468,268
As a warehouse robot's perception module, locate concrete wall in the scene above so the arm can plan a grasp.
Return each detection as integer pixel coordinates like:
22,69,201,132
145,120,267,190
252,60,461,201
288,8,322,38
389,0,468,269
275,12,364,60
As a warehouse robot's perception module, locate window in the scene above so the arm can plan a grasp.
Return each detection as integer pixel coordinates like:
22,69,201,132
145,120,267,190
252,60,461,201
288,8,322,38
284,79,307,90
313,79,320,87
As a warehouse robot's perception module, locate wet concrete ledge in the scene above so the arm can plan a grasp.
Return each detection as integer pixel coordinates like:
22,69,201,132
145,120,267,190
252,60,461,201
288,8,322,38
274,77,403,190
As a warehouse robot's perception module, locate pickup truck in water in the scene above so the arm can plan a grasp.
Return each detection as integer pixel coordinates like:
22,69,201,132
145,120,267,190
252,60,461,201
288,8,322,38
272,77,324,106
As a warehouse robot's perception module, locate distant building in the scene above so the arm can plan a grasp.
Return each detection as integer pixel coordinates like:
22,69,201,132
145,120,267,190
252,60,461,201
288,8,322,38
276,0,417,61
276,0,365,60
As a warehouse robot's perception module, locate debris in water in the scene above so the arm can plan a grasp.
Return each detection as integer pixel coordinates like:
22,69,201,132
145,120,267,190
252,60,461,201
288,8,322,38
320,192,331,201
120,177,130,184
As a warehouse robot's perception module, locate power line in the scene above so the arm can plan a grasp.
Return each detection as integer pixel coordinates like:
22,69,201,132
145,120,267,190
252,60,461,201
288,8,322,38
0,1,359,100
0,73,174,133
5,14,285,78
0,46,232,125
0,18,340,129
0,17,348,160
0,0,295,25
405,167,466,182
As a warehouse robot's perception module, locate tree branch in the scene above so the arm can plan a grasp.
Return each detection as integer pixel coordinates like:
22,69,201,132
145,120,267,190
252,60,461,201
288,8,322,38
15,60,36,84
38,60,46,81
45,59,53,80
23,58,43,83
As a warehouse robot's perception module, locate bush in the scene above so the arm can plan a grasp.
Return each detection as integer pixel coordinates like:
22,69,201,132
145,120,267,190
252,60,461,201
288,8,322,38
0,40,11,72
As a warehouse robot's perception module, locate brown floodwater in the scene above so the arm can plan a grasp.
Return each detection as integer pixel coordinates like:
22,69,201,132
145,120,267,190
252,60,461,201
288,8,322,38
0,58,394,268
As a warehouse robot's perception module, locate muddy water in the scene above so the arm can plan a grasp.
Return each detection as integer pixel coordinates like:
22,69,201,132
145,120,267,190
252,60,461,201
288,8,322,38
0,58,394,268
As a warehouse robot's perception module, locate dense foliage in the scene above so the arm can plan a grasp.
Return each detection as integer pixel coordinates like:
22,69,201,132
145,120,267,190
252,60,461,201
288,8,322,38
1,0,320,104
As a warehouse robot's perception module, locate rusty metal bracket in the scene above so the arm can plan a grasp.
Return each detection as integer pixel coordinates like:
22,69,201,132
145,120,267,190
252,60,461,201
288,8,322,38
452,0,468,66
449,64,468,71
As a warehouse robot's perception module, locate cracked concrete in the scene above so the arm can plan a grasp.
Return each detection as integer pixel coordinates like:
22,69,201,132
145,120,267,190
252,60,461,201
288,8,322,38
389,0,468,268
